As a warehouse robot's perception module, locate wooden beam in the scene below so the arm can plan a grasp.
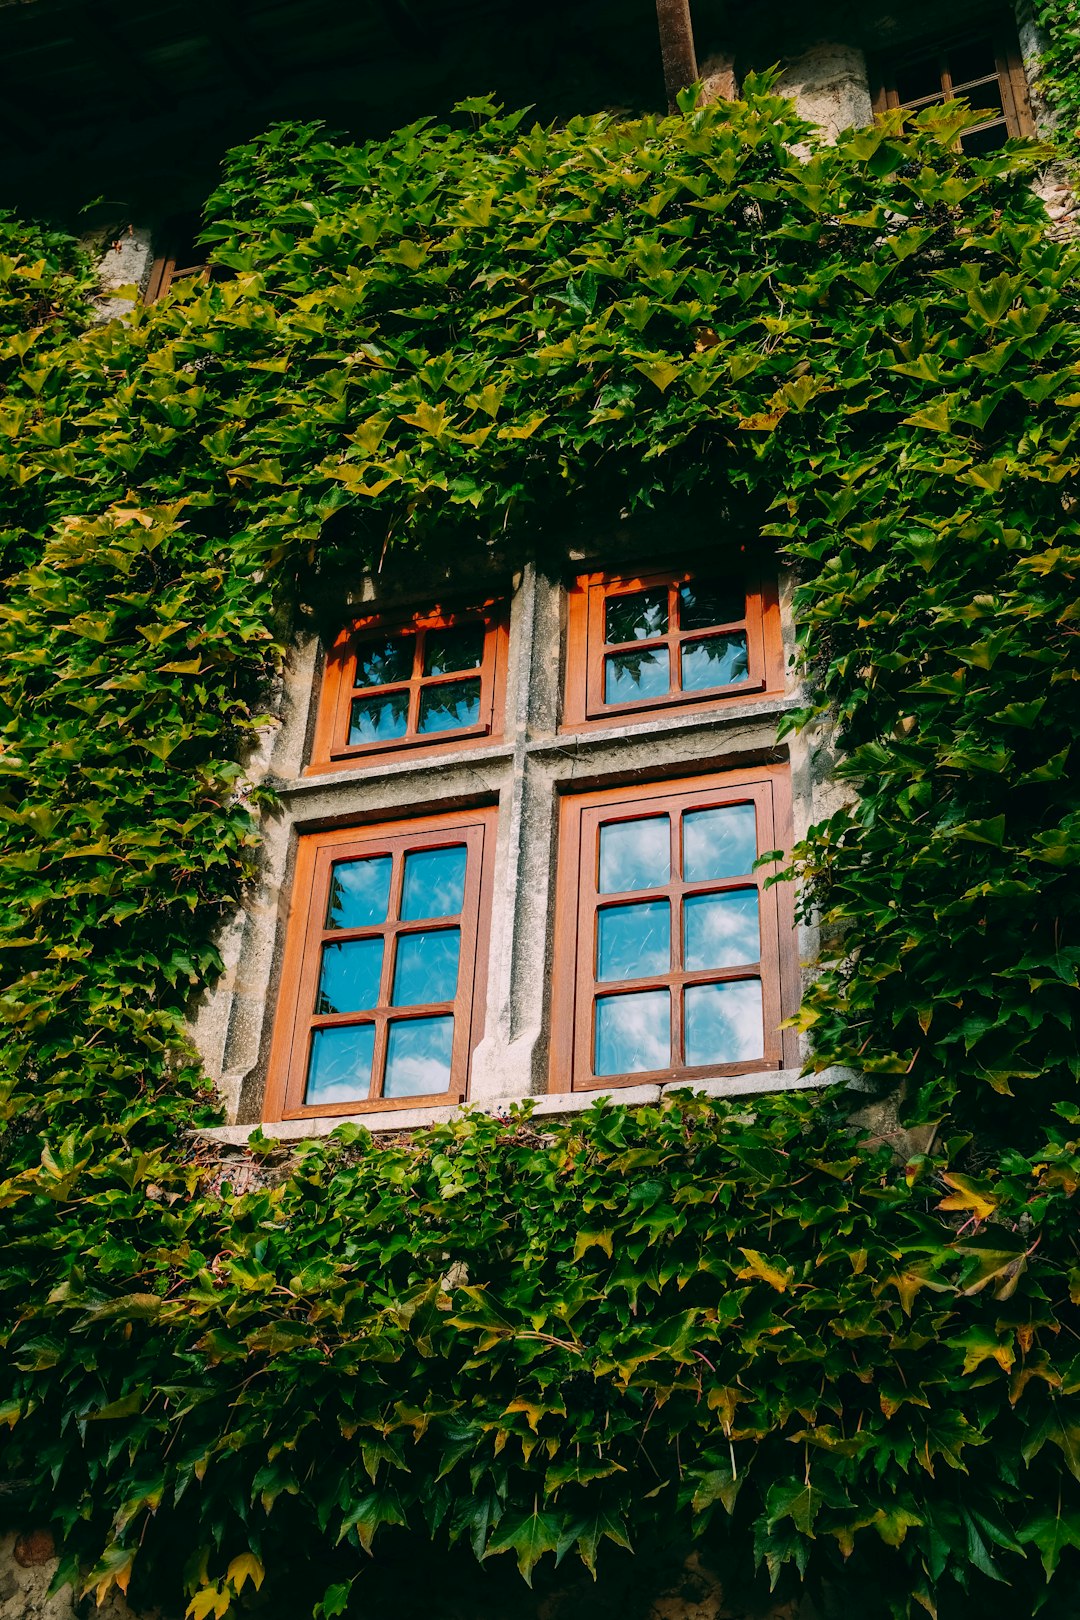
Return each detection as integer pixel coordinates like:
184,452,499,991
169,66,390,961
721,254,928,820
655,0,698,110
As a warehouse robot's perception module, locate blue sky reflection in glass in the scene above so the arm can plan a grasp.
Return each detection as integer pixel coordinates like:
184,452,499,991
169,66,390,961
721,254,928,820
418,678,481,734
681,633,748,692
401,845,468,920
317,938,383,1014
683,804,756,882
393,929,461,1005
305,1023,376,1105
325,856,393,929
597,901,670,981
684,979,763,1065
606,588,668,642
595,990,670,1074
349,689,410,745
684,890,759,971
598,816,670,893
355,636,412,686
385,1016,455,1096
605,645,670,704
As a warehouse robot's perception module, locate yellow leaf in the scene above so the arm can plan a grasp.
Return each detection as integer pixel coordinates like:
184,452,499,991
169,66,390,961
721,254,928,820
735,1248,792,1292
497,412,547,440
92,1551,135,1606
505,1397,547,1433
186,1586,229,1620
937,1173,999,1222
226,1552,265,1594
399,401,448,436
634,359,681,393
347,416,392,455
573,1229,613,1261
473,383,503,418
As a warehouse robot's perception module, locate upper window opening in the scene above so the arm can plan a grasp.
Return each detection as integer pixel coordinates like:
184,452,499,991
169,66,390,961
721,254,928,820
872,27,1034,155
563,560,781,729
310,602,508,771
144,217,210,304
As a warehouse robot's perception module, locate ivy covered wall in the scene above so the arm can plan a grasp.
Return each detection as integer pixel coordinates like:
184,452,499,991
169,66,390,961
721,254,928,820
1,77,1080,1620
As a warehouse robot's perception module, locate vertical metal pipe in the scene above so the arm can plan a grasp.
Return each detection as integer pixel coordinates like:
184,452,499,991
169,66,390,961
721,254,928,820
655,0,699,110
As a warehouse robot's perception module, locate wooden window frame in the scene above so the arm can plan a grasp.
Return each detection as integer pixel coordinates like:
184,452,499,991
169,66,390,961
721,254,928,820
562,560,783,732
548,767,799,1094
264,808,496,1121
870,22,1034,142
143,248,210,305
308,600,509,773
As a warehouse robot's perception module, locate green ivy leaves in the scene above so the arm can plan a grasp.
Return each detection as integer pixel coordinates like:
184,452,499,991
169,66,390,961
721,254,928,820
0,84,1079,1620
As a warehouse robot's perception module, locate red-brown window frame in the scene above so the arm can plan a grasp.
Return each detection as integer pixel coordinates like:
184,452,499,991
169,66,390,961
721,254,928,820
870,23,1034,142
143,249,210,305
308,601,509,774
548,767,799,1093
562,560,783,732
264,809,496,1120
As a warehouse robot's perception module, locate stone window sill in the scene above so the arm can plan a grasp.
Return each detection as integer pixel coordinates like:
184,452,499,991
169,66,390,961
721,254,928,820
196,1066,861,1146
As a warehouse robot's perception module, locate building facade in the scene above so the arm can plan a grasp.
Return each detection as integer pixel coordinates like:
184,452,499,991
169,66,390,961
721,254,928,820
1,0,1074,1614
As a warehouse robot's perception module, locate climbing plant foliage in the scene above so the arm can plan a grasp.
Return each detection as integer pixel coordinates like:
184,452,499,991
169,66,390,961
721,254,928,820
1,81,1080,1620
1030,0,1080,173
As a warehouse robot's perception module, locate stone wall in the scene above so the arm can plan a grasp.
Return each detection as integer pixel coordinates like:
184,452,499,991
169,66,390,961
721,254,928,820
0,1532,138,1620
775,43,873,142
79,224,155,323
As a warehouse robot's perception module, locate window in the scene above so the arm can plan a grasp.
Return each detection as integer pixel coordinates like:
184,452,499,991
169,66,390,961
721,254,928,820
872,28,1034,154
563,560,781,728
144,221,210,304
309,601,508,771
239,559,808,1132
549,769,796,1092
263,810,495,1119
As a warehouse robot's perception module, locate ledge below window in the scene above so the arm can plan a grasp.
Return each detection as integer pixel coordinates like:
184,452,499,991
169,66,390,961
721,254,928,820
196,1066,863,1145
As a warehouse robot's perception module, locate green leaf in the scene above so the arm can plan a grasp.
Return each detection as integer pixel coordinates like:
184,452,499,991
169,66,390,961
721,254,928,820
571,1508,632,1576
1019,1509,1080,1579
485,1509,565,1584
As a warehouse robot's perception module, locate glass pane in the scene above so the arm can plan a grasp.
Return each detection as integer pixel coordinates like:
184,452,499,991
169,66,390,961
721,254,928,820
684,891,760,971
423,623,485,676
681,632,749,692
682,804,757,882
317,938,383,1014
384,1016,454,1097
948,39,997,89
604,646,670,704
401,844,468,920
599,816,670,894
678,579,744,631
896,55,943,105
325,856,393,930
684,979,764,1066
605,588,668,644
305,1023,375,1106
960,121,1009,156
958,79,1003,118
349,689,409,745
417,677,482,734
392,928,461,1006
354,635,413,689
594,990,670,1076
597,900,670,982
